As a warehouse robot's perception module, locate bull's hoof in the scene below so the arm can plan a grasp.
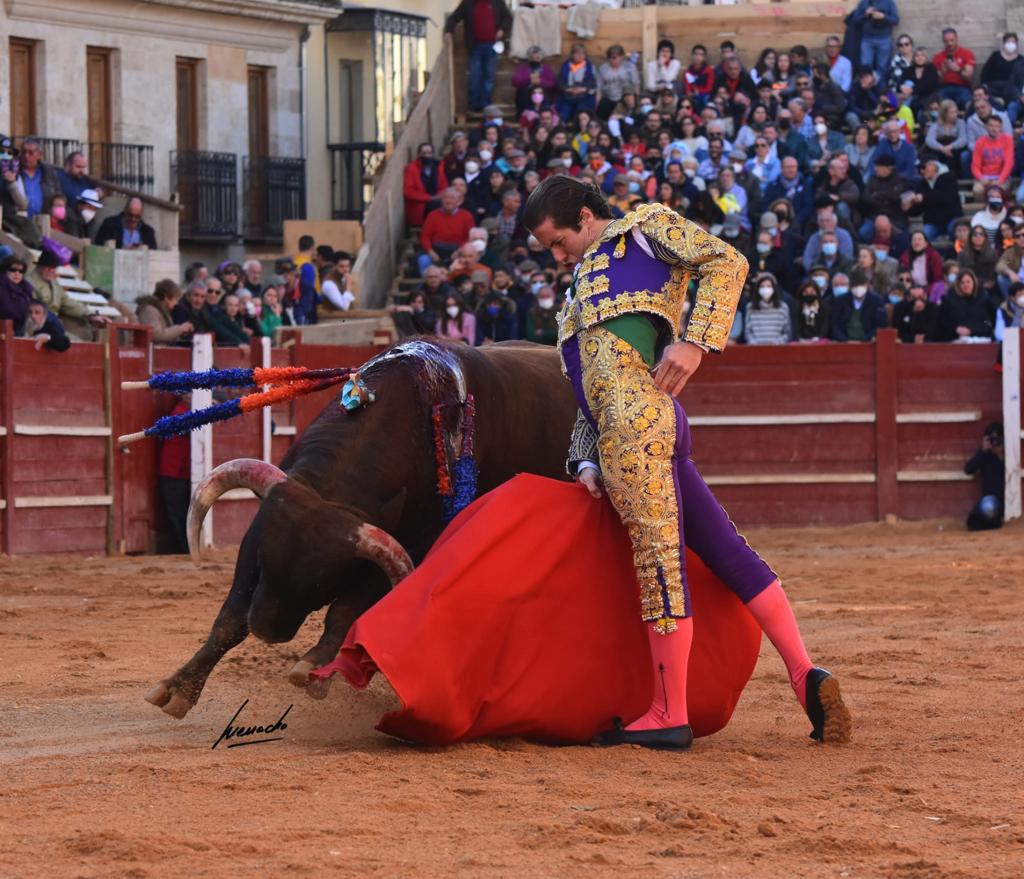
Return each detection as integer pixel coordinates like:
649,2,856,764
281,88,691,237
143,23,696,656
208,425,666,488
288,660,315,688
305,675,333,700
144,681,195,719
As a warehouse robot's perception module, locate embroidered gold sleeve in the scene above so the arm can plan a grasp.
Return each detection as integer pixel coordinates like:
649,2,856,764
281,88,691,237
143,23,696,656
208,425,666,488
638,211,749,353
566,409,599,476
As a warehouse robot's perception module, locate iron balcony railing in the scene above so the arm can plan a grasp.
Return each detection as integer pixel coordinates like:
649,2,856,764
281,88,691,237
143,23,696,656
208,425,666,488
171,150,239,240
327,142,386,220
14,136,155,194
243,155,306,241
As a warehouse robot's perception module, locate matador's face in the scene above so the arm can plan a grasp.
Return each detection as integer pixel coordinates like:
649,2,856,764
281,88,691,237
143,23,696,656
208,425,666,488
530,214,600,269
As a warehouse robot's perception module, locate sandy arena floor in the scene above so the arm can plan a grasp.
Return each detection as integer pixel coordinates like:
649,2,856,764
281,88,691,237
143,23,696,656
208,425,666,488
2,518,1023,878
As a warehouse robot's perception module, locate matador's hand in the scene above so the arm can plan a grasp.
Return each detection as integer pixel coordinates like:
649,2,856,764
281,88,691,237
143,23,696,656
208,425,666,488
579,466,603,499
652,341,704,398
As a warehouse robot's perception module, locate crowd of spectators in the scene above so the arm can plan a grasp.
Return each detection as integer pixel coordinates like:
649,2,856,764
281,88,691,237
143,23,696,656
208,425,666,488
406,10,1024,348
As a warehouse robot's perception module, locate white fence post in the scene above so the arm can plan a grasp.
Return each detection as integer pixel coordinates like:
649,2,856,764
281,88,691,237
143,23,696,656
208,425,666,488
190,333,214,549
1003,327,1021,522
260,335,272,464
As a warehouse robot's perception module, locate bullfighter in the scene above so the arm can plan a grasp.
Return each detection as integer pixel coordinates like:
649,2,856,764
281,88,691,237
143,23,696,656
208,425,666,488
525,179,852,751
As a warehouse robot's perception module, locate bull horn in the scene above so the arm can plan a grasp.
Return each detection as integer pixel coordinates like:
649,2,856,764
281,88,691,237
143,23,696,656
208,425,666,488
353,524,414,586
188,458,288,565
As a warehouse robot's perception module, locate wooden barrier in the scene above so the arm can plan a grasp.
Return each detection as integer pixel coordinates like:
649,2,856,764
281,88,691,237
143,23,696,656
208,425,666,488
0,322,1018,554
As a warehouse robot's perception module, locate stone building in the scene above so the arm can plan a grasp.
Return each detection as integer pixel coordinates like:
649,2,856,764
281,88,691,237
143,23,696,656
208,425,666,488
1,0,338,262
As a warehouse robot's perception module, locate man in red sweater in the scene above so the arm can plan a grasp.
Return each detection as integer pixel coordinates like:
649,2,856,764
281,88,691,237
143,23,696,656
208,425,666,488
971,116,1014,198
404,142,448,227
418,188,474,275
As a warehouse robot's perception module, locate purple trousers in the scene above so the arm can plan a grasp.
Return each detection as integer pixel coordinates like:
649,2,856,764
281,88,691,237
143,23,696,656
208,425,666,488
562,327,776,626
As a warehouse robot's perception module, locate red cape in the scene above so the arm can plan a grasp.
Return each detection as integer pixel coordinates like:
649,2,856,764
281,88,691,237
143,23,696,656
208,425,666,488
314,474,761,744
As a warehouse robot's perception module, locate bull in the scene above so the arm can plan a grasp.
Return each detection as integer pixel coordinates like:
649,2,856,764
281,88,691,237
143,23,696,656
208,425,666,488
145,339,577,718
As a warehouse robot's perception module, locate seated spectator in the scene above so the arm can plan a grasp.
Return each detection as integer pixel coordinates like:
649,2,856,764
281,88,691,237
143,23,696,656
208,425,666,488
827,270,851,299
390,290,437,338
415,264,455,314
135,278,193,345
807,115,848,176
764,157,814,227
892,283,939,343
595,45,639,120
607,173,641,215
318,263,353,312
715,166,748,220
491,187,527,245
858,154,908,241
4,138,60,233
71,188,103,239
887,34,915,91
831,270,887,341
936,269,994,340
418,187,475,275
524,285,559,345
743,273,792,344
869,120,918,181
871,212,909,260
995,281,1024,341
217,260,246,296
714,56,756,124
94,197,156,249
29,249,108,340
981,33,1021,110
448,242,492,287
924,99,967,167
824,34,853,92
646,39,681,95
933,27,976,109
436,292,475,344
970,186,1008,247
403,142,447,227
857,244,899,299
995,228,1024,297
970,116,1014,199
899,230,945,292
20,298,70,352
259,283,292,339
42,193,71,236
959,224,1000,294
964,423,1005,531
803,211,855,268
512,46,558,115
172,279,250,349
794,280,831,341
240,259,263,298
848,67,881,130
475,289,517,344
907,157,961,240
221,292,261,338
557,43,597,121
820,157,861,225
683,44,714,108
57,150,94,205
745,135,781,193
810,64,848,131
907,46,940,108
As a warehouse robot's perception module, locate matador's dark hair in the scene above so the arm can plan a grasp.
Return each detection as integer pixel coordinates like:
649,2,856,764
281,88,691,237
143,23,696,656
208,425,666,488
523,175,612,233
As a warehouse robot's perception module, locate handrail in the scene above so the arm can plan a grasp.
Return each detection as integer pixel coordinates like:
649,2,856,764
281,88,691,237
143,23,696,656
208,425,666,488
349,41,454,308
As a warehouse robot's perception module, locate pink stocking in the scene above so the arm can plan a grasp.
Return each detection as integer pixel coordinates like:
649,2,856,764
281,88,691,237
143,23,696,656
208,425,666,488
745,579,814,709
625,617,693,731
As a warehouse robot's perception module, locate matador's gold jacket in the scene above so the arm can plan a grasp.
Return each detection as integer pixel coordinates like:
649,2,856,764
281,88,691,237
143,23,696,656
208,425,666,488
558,203,749,472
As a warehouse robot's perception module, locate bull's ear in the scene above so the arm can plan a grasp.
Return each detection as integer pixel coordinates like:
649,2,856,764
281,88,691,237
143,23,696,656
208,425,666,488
377,487,407,532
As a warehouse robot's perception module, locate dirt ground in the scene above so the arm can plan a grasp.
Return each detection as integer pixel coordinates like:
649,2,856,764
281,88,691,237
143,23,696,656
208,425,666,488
2,517,1023,879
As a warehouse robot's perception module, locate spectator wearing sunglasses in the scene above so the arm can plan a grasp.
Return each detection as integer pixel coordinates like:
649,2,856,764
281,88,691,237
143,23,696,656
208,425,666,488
0,254,33,334
887,34,915,91
94,197,158,250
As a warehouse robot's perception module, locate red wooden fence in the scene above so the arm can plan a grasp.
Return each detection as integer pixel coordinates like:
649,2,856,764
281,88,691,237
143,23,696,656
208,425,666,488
0,322,1012,555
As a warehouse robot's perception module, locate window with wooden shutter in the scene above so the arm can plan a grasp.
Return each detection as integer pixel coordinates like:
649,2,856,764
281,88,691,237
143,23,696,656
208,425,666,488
175,58,199,154
247,66,269,159
9,38,38,137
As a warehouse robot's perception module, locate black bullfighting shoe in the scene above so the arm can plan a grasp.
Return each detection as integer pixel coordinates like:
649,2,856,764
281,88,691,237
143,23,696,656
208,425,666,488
591,718,694,751
805,667,853,744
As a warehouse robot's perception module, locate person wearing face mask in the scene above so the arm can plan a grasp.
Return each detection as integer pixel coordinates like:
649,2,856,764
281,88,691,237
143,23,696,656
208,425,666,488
474,289,517,344
794,280,832,341
524,284,560,345
830,269,887,341
436,293,476,344
743,273,792,345
980,33,1021,109
969,186,1008,247
818,232,854,278
892,283,938,343
512,45,558,114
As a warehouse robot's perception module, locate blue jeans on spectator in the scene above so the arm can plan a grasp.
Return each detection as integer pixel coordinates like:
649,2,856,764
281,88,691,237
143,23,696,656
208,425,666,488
416,242,459,277
556,93,597,123
857,218,877,242
939,84,972,109
860,35,893,83
469,42,497,111
923,219,959,242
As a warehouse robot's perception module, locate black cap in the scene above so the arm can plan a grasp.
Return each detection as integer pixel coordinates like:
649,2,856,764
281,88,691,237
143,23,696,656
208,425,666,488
874,154,896,167
36,249,61,269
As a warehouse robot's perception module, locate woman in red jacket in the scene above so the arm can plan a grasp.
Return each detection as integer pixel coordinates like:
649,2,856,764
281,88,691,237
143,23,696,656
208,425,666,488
899,229,945,296
403,143,448,227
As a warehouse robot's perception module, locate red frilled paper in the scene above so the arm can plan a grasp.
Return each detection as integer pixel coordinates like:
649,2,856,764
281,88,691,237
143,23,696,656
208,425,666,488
313,474,761,745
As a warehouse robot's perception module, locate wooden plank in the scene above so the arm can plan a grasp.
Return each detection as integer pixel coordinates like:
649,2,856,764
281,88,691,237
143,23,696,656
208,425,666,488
1,320,15,554
896,471,971,482
895,411,981,424
689,412,874,426
1002,327,1022,520
874,330,898,520
13,424,112,436
14,495,113,508
190,334,214,551
704,473,876,485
